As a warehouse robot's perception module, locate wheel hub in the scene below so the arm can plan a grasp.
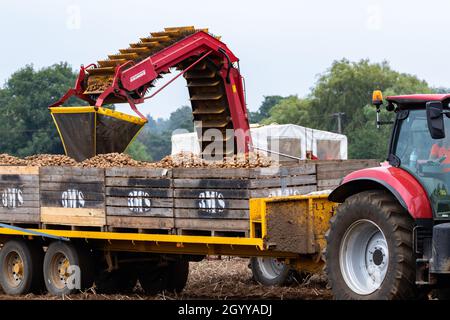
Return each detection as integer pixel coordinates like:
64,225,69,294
51,253,71,289
5,252,24,287
257,258,286,280
339,219,389,295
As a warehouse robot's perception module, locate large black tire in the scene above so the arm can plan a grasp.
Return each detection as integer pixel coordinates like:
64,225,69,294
250,257,295,286
325,190,419,300
138,259,189,294
0,240,44,295
166,260,189,293
95,266,138,294
43,242,94,295
138,262,169,295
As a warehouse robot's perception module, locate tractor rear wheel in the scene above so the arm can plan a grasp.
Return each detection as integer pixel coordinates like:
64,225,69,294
325,190,418,300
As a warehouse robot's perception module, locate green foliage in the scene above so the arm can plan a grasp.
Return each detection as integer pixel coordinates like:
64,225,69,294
256,59,434,160
0,63,85,156
262,96,311,126
125,140,152,161
139,106,194,161
249,96,284,123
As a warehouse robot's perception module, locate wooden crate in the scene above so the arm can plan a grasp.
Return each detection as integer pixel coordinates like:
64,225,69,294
105,168,173,230
0,166,40,224
39,167,106,227
173,168,250,234
316,160,380,191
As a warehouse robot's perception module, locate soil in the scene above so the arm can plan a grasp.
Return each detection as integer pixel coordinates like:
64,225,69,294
0,257,331,300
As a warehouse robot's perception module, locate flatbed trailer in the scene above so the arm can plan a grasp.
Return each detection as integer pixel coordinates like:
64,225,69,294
0,160,377,295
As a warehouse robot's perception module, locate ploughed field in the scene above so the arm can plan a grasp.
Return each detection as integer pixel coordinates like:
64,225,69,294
0,258,331,300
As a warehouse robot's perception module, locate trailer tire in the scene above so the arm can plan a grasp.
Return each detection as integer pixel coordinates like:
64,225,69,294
138,262,169,295
325,190,418,300
95,267,138,294
166,260,189,293
0,240,44,295
250,257,294,286
43,242,94,295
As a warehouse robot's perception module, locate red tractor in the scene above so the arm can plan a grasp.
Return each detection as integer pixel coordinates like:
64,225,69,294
326,92,450,299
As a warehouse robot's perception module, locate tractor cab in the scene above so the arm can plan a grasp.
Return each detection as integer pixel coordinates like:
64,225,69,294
384,94,450,219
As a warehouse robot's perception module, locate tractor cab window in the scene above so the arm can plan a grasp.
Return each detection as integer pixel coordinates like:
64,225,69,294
394,109,450,219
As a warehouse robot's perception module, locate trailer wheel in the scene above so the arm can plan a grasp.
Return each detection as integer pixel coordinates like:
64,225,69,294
250,257,294,286
166,260,189,293
138,262,169,295
43,242,94,295
325,190,418,300
95,267,138,294
0,240,44,295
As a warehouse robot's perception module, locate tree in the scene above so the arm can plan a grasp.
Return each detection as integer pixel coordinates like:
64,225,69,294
139,106,194,161
125,140,152,161
0,63,85,156
308,59,431,134
258,59,434,160
262,95,311,126
249,96,284,124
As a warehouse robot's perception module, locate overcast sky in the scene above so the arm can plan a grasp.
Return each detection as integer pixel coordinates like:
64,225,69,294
1,0,450,118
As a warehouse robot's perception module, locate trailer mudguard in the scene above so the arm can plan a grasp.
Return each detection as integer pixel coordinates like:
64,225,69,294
328,165,433,219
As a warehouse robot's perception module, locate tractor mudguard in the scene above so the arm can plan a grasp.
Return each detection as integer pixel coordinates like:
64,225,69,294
328,165,432,219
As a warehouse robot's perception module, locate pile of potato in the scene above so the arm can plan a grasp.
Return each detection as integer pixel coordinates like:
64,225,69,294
0,152,274,169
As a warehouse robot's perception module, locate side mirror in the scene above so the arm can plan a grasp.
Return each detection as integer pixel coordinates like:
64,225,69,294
426,101,445,139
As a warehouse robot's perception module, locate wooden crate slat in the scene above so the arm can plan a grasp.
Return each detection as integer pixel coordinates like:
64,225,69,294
0,212,40,223
174,218,249,231
40,167,104,177
39,175,104,183
250,185,317,198
106,168,171,178
174,208,249,219
316,160,379,173
106,206,173,218
317,179,342,188
0,166,39,175
0,208,40,215
250,164,316,178
250,175,316,189
107,197,173,208
172,168,250,179
0,175,38,183
174,198,249,210
39,182,104,193
174,188,249,199
41,191,105,201
107,216,174,229
105,177,171,188
0,186,39,194
106,187,173,198
41,207,105,227
174,178,250,189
